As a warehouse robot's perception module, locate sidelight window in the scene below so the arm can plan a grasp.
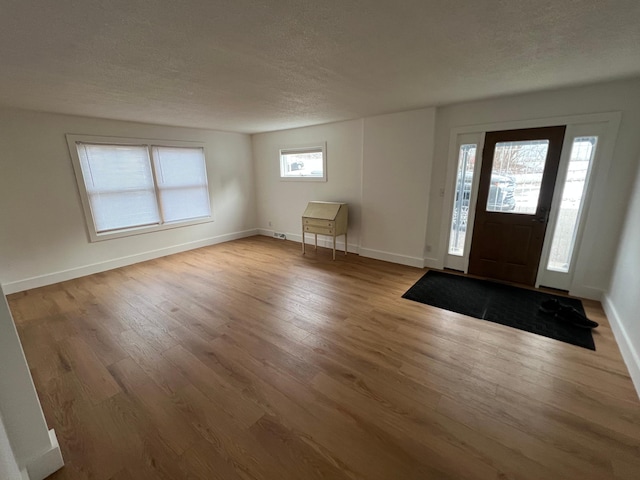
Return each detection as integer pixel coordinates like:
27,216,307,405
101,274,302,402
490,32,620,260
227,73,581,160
547,137,598,272
448,144,477,256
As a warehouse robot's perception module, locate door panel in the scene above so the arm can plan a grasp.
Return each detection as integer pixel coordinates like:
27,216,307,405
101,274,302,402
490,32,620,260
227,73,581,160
468,126,566,285
508,225,533,265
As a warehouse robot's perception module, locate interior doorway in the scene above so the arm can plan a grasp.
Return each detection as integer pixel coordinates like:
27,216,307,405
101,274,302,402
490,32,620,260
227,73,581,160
467,126,566,285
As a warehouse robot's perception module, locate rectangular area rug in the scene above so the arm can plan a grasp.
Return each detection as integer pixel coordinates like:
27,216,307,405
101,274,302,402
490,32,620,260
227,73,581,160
402,270,595,350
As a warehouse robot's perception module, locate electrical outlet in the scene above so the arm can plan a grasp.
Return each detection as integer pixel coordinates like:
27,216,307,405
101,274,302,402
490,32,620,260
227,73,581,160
268,221,272,227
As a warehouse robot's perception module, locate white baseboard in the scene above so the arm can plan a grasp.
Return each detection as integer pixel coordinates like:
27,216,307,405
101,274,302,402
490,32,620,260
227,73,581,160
23,429,64,480
2,229,258,294
602,295,640,400
568,285,603,301
423,256,443,269
258,229,430,270
257,230,424,268
257,229,359,254
358,247,424,269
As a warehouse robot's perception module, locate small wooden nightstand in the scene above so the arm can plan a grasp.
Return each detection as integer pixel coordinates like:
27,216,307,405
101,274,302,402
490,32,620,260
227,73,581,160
302,201,348,260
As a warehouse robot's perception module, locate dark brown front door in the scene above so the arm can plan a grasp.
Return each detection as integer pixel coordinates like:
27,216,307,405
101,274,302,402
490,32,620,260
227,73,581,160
468,126,566,285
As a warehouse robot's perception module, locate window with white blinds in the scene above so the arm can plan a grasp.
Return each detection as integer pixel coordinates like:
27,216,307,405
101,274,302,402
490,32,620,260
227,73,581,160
68,135,212,241
152,146,211,223
77,143,161,232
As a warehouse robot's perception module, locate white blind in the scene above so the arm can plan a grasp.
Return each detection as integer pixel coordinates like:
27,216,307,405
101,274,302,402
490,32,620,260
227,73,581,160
77,143,160,232
152,146,211,222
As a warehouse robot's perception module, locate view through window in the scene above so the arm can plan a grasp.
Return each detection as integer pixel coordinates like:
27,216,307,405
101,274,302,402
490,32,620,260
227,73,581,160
547,137,598,272
279,146,326,180
449,144,477,256
488,140,550,215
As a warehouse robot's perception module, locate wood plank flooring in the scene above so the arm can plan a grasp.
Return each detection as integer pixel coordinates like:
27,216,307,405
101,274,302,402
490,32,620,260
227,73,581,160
7,236,640,480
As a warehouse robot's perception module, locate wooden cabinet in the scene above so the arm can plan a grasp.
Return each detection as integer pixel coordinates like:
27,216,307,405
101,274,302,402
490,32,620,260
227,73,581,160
302,202,348,260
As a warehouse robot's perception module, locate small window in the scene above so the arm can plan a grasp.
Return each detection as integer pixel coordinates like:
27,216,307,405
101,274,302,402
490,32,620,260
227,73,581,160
67,135,211,241
279,144,326,181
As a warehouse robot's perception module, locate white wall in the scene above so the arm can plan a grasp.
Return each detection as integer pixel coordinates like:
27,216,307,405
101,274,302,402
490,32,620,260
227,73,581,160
253,119,363,250
360,109,436,266
427,78,640,299
252,108,437,265
0,413,21,480
0,107,256,292
605,155,640,398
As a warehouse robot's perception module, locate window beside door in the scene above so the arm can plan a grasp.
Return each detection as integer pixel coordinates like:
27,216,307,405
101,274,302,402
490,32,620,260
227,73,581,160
448,143,477,256
547,136,598,272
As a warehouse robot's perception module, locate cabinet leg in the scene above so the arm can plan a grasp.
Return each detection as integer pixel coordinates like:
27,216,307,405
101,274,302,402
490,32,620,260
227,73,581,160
302,230,305,254
344,233,348,256
333,235,336,260
315,234,318,250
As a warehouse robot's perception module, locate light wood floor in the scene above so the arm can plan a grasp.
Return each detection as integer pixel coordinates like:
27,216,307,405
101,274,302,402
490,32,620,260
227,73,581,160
8,236,640,480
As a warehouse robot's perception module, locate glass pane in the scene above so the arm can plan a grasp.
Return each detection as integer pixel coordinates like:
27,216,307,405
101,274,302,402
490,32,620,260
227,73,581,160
547,137,598,272
487,140,549,215
89,190,159,232
152,146,211,223
449,144,477,256
280,149,324,178
77,143,160,232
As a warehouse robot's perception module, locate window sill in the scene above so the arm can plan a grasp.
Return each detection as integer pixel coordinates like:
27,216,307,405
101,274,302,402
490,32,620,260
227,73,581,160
89,216,213,242
279,176,327,182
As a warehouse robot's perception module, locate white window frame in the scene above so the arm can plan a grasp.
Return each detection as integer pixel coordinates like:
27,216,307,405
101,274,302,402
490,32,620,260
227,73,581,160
66,134,213,242
279,143,327,181
443,133,484,272
536,122,608,290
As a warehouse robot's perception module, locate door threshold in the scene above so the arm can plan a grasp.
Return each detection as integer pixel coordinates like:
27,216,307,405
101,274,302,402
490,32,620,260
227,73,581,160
435,268,575,299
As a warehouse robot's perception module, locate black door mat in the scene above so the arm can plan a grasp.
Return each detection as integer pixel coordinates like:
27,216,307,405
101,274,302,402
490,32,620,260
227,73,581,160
402,270,595,350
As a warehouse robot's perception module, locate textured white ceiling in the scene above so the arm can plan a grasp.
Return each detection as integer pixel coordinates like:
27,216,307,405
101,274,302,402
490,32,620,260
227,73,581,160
1,0,639,133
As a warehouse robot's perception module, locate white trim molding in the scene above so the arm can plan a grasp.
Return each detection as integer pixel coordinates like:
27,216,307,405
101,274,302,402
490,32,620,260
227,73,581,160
567,285,603,301
2,229,258,294
358,248,424,269
423,257,442,269
22,430,64,480
603,294,640,399
257,230,359,255
258,230,429,269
